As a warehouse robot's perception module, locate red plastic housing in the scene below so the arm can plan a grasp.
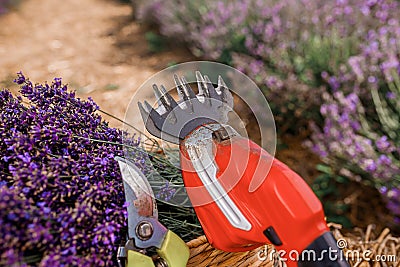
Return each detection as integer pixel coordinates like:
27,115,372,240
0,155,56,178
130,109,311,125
180,135,329,267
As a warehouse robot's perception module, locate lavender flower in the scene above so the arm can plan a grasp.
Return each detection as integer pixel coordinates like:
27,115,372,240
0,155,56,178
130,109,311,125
135,0,400,223
0,73,146,266
380,187,400,219
136,0,399,131
308,1,400,220
308,81,400,221
156,181,177,202
0,0,14,15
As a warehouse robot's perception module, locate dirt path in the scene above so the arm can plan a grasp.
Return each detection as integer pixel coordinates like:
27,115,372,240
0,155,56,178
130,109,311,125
0,0,192,126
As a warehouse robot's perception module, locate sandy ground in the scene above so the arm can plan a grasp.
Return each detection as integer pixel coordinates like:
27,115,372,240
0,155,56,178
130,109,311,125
0,0,193,127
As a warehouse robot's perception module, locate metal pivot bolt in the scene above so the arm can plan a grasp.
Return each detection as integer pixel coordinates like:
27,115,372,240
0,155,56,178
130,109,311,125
212,127,231,142
136,221,154,240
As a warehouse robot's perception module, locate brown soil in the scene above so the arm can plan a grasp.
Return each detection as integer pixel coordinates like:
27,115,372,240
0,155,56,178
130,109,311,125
0,0,193,127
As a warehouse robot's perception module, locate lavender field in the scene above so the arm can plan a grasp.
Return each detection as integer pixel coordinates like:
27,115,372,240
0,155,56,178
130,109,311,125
137,0,400,225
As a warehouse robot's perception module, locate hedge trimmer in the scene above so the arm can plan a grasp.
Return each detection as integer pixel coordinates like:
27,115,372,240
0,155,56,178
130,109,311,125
136,72,349,267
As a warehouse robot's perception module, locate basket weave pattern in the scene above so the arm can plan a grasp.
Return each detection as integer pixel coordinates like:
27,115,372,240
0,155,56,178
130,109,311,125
186,224,400,267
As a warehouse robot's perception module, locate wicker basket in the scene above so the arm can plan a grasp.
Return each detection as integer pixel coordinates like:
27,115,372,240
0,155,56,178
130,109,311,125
186,224,400,267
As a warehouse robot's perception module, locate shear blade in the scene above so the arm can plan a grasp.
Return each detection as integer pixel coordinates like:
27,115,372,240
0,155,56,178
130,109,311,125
139,102,181,144
116,157,170,252
116,157,157,225
138,72,233,144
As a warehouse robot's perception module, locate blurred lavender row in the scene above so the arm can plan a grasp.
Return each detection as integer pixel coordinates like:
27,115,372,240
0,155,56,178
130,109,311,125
0,0,19,15
0,0,10,14
135,0,400,221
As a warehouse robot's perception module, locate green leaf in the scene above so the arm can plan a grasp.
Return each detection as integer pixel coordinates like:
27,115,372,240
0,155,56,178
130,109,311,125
316,164,333,174
145,31,166,53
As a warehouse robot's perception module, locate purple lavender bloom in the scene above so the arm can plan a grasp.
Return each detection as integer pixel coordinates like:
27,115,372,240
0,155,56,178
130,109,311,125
348,56,364,80
308,66,400,219
156,181,177,202
0,0,12,15
135,0,400,223
0,73,145,265
368,76,377,83
376,136,393,153
386,91,396,99
381,187,400,218
328,77,340,91
364,159,377,172
377,154,391,165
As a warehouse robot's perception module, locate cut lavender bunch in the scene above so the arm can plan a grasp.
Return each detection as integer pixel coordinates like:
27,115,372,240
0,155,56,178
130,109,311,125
0,73,202,266
0,73,142,266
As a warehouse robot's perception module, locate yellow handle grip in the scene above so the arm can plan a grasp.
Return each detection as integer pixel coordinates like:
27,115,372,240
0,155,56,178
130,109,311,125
157,230,190,267
126,250,155,267
126,230,189,267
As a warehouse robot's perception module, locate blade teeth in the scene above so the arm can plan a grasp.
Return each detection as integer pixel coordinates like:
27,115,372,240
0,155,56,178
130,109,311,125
152,84,163,108
138,101,149,120
195,71,204,81
217,76,227,92
143,100,163,122
159,84,178,122
160,85,178,108
141,71,234,140
159,84,168,95
153,84,171,111
180,76,197,99
195,71,206,96
143,100,154,113
204,75,218,99
217,75,233,106
152,84,162,100
174,73,195,111
173,74,188,102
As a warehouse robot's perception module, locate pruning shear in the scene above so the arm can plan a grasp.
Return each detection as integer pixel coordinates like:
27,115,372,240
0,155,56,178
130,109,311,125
115,157,190,267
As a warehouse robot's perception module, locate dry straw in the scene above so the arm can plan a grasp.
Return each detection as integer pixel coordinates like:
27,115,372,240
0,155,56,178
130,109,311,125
187,224,400,267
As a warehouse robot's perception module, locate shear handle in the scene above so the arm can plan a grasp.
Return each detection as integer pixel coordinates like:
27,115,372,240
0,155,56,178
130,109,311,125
125,230,190,267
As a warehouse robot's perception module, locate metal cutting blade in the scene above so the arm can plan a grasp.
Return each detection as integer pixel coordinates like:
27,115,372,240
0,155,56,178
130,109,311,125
138,71,234,144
